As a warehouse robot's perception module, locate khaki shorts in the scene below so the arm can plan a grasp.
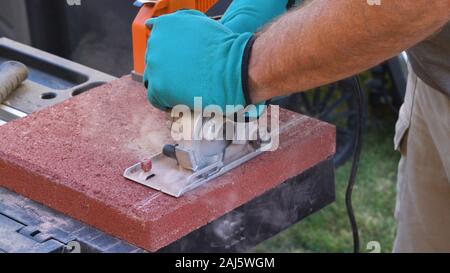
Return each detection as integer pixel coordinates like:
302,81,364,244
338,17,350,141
393,67,450,252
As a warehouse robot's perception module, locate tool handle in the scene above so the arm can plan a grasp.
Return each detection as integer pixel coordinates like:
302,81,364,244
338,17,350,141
0,61,28,103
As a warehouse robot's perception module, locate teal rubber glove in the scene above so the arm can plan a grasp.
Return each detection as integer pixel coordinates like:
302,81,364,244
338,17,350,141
143,10,255,112
220,0,293,34
220,0,293,117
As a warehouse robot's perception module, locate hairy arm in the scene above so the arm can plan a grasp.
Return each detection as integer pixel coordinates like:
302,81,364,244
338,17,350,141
249,0,450,103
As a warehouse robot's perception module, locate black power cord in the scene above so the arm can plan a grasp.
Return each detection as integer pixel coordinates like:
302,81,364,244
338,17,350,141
346,76,364,253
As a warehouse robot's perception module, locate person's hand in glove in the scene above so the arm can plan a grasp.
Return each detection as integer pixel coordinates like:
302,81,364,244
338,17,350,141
143,10,255,111
143,1,293,112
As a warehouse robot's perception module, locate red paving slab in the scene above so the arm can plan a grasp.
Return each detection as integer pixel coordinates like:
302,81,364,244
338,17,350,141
0,76,335,251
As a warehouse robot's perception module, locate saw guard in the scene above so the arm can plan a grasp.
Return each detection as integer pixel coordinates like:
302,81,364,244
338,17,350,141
123,106,283,198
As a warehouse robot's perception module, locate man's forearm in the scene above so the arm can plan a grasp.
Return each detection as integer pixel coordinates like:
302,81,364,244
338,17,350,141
248,0,450,103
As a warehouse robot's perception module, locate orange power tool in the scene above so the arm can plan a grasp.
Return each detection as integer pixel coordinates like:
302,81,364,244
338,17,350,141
132,0,224,81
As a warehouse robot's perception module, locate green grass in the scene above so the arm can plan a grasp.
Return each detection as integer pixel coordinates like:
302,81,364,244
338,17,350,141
254,111,400,253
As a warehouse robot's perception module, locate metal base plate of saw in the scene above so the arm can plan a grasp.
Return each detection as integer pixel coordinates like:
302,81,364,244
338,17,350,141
124,109,279,197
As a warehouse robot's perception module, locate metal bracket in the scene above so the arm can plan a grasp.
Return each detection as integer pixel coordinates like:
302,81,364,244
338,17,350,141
0,213,68,253
0,187,144,253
